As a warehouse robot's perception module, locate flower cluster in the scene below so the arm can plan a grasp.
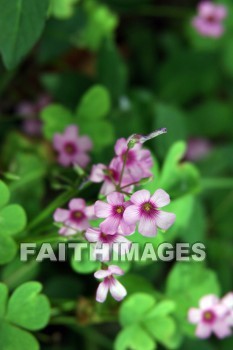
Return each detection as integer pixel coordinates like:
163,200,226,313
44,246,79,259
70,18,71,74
90,137,153,195
192,1,227,38
188,293,233,339
54,130,176,303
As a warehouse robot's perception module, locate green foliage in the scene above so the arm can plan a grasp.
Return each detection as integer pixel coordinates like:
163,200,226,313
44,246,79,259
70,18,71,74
0,181,27,265
0,0,49,69
75,0,118,51
49,0,79,19
166,262,221,337
0,282,50,350
116,293,180,350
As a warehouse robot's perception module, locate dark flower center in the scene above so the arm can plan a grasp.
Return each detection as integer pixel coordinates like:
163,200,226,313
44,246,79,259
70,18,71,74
105,168,118,182
143,202,153,212
64,142,77,155
71,210,84,222
100,232,116,243
115,205,125,215
203,310,216,324
206,15,216,23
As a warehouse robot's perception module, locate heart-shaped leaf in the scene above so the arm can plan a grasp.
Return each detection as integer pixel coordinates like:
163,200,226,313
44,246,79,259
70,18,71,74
6,282,50,331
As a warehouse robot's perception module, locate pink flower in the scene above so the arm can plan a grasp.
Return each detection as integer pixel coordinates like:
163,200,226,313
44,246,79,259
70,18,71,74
94,192,136,235
192,1,227,38
123,189,176,237
114,138,153,182
53,125,92,167
94,265,127,303
186,137,212,161
188,294,232,339
222,293,233,327
54,198,95,235
90,158,134,196
85,227,131,261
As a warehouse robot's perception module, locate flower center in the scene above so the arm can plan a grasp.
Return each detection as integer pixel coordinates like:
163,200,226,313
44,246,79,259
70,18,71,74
64,142,77,155
100,232,116,243
115,205,124,214
206,15,216,23
71,210,84,222
203,310,216,324
143,202,153,212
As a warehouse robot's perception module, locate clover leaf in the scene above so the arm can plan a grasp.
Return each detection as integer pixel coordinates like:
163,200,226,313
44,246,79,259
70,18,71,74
115,293,179,350
0,282,51,350
0,180,27,265
165,262,221,337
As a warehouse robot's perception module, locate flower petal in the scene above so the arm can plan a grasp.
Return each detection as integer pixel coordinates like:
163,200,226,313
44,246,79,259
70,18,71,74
131,189,151,205
78,136,93,151
90,164,106,183
96,281,109,303
69,198,86,210
200,295,219,310
114,138,127,156
64,125,79,140
156,211,176,230
222,293,233,309
109,265,125,276
123,205,140,225
100,216,121,235
94,201,111,218
85,205,95,219
138,217,157,237
213,320,232,339
107,192,124,205
53,209,70,222
196,322,212,339
188,308,201,324
151,189,171,208
94,269,111,279
110,279,127,301
74,153,90,168
85,228,100,243
53,133,65,151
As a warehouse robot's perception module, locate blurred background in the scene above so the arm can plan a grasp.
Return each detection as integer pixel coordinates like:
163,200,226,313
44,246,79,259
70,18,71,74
0,0,233,349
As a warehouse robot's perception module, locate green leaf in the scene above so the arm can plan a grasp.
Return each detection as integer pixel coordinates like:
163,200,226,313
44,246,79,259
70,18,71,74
41,104,74,140
0,283,8,317
0,181,10,209
145,316,177,349
146,300,176,318
158,141,200,198
6,282,50,331
77,2,118,51
97,39,128,102
49,0,79,19
166,262,221,336
71,247,100,274
154,104,187,158
0,0,49,69
115,325,155,350
0,233,17,265
78,120,115,152
76,85,111,120
119,293,156,327
0,321,39,350
0,205,27,236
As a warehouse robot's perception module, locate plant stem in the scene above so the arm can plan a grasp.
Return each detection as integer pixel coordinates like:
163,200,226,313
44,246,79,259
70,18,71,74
26,187,80,233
